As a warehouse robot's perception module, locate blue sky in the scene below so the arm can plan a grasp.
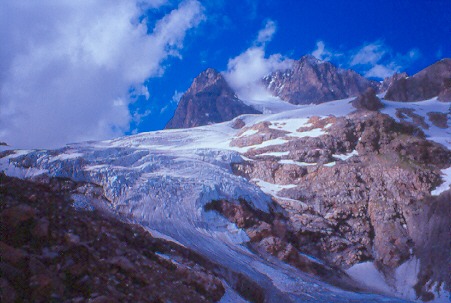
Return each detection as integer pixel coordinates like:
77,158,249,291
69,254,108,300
134,0,451,132
0,0,450,148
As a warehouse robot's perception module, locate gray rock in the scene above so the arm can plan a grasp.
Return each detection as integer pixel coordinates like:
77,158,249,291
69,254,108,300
165,68,260,129
352,88,384,111
385,58,451,101
263,55,379,104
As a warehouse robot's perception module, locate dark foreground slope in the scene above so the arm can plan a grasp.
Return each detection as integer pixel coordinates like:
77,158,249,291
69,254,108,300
0,174,225,303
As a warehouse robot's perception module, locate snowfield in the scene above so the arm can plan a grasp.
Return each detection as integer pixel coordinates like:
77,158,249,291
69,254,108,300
1,96,449,302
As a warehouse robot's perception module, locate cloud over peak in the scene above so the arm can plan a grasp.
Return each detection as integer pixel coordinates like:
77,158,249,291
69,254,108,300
0,0,204,148
311,40,420,79
224,20,292,101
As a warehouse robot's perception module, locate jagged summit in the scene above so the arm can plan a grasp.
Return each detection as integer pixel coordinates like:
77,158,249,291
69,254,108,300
167,58,450,131
165,68,260,129
263,55,379,105
187,68,227,93
385,58,451,102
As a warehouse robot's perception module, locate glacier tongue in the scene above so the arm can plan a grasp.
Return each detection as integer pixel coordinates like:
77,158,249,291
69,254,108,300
0,104,412,302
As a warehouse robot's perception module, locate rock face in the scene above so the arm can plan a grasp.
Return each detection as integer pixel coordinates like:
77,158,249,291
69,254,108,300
226,112,451,301
263,55,379,104
0,174,225,303
438,78,451,102
352,87,383,111
165,68,260,129
385,58,451,101
380,72,409,92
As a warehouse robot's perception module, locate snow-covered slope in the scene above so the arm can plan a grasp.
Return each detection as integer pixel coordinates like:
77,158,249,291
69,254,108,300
1,96,449,302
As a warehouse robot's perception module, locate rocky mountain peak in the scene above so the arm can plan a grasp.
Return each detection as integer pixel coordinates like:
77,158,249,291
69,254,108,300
380,72,409,92
263,55,379,105
298,54,323,65
385,58,451,101
165,69,260,129
188,68,227,93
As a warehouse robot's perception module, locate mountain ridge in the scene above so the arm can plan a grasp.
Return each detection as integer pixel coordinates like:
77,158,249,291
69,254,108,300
165,68,260,129
166,57,450,130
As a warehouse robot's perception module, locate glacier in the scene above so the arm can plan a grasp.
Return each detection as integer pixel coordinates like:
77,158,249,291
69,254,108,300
2,96,449,302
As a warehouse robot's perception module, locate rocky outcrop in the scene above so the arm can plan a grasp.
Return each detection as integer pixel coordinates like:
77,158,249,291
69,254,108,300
263,55,379,104
226,112,450,300
0,174,225,303
438,78,451,102
352,87,384,111
204,199,364,292
385,58,451,101
165,68,260,129
380,72,408,92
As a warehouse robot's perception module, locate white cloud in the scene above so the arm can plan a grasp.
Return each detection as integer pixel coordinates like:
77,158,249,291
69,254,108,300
364,64,399,79
311,41,333,61
311,40,420,79
350,42,387,66
171,90,184,104
349,41,420,78
0,0,204,148
223,20,293,101
256,20,276,45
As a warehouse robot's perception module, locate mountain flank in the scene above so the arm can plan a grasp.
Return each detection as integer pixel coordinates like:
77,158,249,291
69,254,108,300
165,68,260,129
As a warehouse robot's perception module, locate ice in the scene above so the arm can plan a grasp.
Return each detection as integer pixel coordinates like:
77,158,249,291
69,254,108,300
346,262,392,294
431,166,451,196
380,98,451,149
252,178,297,196
279,159,317,166
258,151,290,157
238,128,259,137
393,258,420,300
0,95,421,302
333,150,359,161
268,118,311,132
286,128,325,138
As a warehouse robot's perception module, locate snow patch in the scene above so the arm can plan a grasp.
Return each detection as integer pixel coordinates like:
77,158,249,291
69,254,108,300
431,166,451,196
252,179,297,197
381,98,451,149
393,258,420,300
279,159,317,166
333,150,359,161
258,151,290,157
346,262,392,294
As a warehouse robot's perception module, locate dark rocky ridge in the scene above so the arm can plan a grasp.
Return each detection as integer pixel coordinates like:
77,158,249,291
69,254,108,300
165,68,260,129
385,58,451,102
263,55,379,104
0,174,227,302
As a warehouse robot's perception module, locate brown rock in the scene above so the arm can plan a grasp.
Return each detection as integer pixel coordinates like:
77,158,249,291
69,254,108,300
352,88,383,111
0,204,37,228
0,241,28,266
65,233,80,245
165,68,260,129
32,217,49,238
385,58,451,101
0,278,17,303
380,72,408,92
107,256,136,272
263,55,379,105
427,112,449,128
